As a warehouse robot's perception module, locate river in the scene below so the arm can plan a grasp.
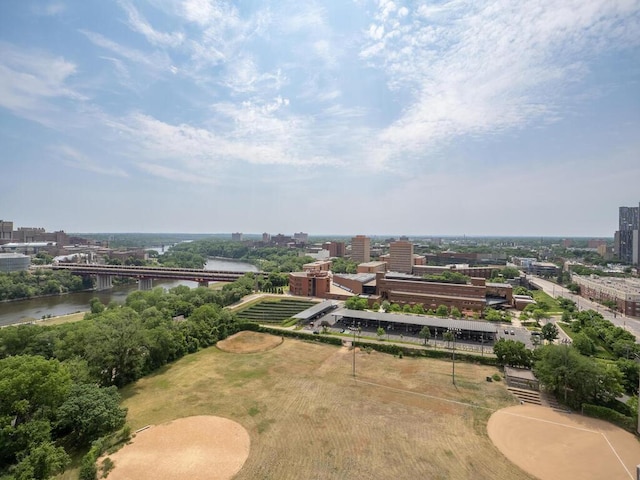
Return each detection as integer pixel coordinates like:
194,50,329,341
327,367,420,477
0,258,258,327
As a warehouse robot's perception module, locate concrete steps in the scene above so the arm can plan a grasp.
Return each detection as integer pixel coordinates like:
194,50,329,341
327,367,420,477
507,387,542,406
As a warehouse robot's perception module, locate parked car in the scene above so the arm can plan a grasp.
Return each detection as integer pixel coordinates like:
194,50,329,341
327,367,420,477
510,330,515,335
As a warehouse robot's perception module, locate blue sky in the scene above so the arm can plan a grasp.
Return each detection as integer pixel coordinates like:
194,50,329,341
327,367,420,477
1,0,639,237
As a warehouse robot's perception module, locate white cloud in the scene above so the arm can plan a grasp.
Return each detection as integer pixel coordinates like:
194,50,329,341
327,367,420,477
360,0,640,167
53,145,129,178
80,30,172,72
118,1,184,47
0,43,84,124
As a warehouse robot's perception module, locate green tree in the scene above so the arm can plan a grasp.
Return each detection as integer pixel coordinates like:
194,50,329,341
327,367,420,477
435,305,449,317
492,339,532,367
572,332,595,356
449,306,462,319
412,303,425,315
443,331,454,348
541,323,559,342
381,301,390,313
89,297,105,315
11,441,70,480
419,327,431,345
376,327,385,340
56,384,127,446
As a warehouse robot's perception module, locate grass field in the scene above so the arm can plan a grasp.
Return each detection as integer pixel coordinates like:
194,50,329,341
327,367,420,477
112,332,533,480
532,290,562,313
235,299,316,323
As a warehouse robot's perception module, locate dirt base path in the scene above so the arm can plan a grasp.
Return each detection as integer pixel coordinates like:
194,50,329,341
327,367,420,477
488,404,640,480
217,331,283,353
103,416,250,480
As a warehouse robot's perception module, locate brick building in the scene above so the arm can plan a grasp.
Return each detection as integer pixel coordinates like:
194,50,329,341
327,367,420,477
289,271,330,297
572,274,640,317
350,235,370,263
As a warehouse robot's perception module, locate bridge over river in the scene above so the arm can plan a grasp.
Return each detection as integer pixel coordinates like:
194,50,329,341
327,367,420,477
45,263,264,290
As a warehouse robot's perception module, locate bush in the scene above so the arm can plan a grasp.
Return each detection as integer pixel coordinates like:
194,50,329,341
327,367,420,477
492,373,502,382
581,404,637,432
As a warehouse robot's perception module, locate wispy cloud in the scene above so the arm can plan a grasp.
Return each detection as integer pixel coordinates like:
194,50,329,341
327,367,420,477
31,2,66,16
53,145,129,177
0,42,84,125
359,0,640,168
79,29,172,72
118,0,184,47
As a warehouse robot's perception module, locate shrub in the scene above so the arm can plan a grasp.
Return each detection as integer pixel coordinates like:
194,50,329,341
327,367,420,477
492,373,502,382
581,404,636,432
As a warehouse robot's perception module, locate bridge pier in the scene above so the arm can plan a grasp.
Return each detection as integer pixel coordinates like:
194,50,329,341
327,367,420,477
198,281,209,288
138,278,153,291
96,274,113,291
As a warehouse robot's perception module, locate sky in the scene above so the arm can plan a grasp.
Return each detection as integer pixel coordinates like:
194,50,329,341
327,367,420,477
0,0,639,237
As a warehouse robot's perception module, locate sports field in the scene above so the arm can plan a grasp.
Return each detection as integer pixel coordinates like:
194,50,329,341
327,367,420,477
112,331,531,479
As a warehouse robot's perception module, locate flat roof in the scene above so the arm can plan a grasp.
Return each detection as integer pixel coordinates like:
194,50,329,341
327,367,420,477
293,300,338,320
331,308,498,333
333,273,376,284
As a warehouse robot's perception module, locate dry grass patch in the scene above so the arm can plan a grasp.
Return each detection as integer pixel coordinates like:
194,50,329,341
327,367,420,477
38,312,86,326
217,331,283,353
119,336,533,480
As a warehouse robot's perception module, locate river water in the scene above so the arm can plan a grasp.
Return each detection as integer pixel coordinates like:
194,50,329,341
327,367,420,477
0,258,258,327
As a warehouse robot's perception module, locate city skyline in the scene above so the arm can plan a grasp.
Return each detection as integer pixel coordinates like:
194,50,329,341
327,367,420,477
1,1,639,236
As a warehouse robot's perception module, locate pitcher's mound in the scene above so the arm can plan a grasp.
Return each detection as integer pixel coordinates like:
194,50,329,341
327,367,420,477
488,404,640,480
217,331,283,353
103,416,250,480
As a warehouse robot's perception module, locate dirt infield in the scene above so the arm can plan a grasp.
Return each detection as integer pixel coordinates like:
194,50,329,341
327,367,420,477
216,331,283,353
488,404,640,480
102,416,250,480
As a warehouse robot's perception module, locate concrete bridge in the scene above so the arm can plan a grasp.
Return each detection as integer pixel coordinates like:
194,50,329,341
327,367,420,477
47,263,263,291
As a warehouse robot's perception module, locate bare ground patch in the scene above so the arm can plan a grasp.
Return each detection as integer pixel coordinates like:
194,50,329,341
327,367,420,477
101,416,249,480
488,404,640,480
216,331,283,353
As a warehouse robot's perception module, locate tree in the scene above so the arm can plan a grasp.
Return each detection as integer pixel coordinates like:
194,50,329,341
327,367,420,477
533,344,623,408
89,297,105,315
492,339,532,367
11,441,70,480
443,331,454,348
435,305,449,317
418,327,431,345
449,306,462,319
381,300,390,312
541,323,559,342
376,327,385,340
572,332,595,356
412,304,425,315
56,384,127,446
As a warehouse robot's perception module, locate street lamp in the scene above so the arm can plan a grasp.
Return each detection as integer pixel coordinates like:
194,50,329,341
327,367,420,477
447,327,462,385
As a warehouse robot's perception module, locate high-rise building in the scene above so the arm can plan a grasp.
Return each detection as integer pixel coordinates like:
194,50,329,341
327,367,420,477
351,235,370,263
323,241,345,258
615,203,640,265
262,232,271,243
0,220,13,241
389,240,414,273
231,232,243,242
294,232,309,244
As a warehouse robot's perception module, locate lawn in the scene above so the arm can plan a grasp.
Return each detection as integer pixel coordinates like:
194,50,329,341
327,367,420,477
112,333,532,480
531,290,562,313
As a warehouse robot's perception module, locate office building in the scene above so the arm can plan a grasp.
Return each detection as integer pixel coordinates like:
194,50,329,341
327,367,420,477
615,203,640,265
293,232,309,244
389,240,413,273
323,241,345,258
231,232,243,242
350,235,370,263
0,220,13,242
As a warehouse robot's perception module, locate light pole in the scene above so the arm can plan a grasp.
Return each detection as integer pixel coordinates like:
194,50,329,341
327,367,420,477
447,327,461,385
352,324,357,377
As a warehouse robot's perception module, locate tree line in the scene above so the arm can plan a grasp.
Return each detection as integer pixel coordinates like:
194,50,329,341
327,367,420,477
0,270,93,301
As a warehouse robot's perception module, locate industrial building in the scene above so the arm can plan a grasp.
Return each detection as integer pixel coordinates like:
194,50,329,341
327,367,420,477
0,253,30,272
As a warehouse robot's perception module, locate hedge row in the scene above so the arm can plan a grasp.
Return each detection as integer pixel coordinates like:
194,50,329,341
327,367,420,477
581,403,638,433
239,324,497,366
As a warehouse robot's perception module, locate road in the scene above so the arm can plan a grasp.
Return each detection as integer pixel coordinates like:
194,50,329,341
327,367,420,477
527,275,640,342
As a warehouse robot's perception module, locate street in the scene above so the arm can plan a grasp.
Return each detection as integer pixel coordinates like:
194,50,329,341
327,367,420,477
527,275,640,342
